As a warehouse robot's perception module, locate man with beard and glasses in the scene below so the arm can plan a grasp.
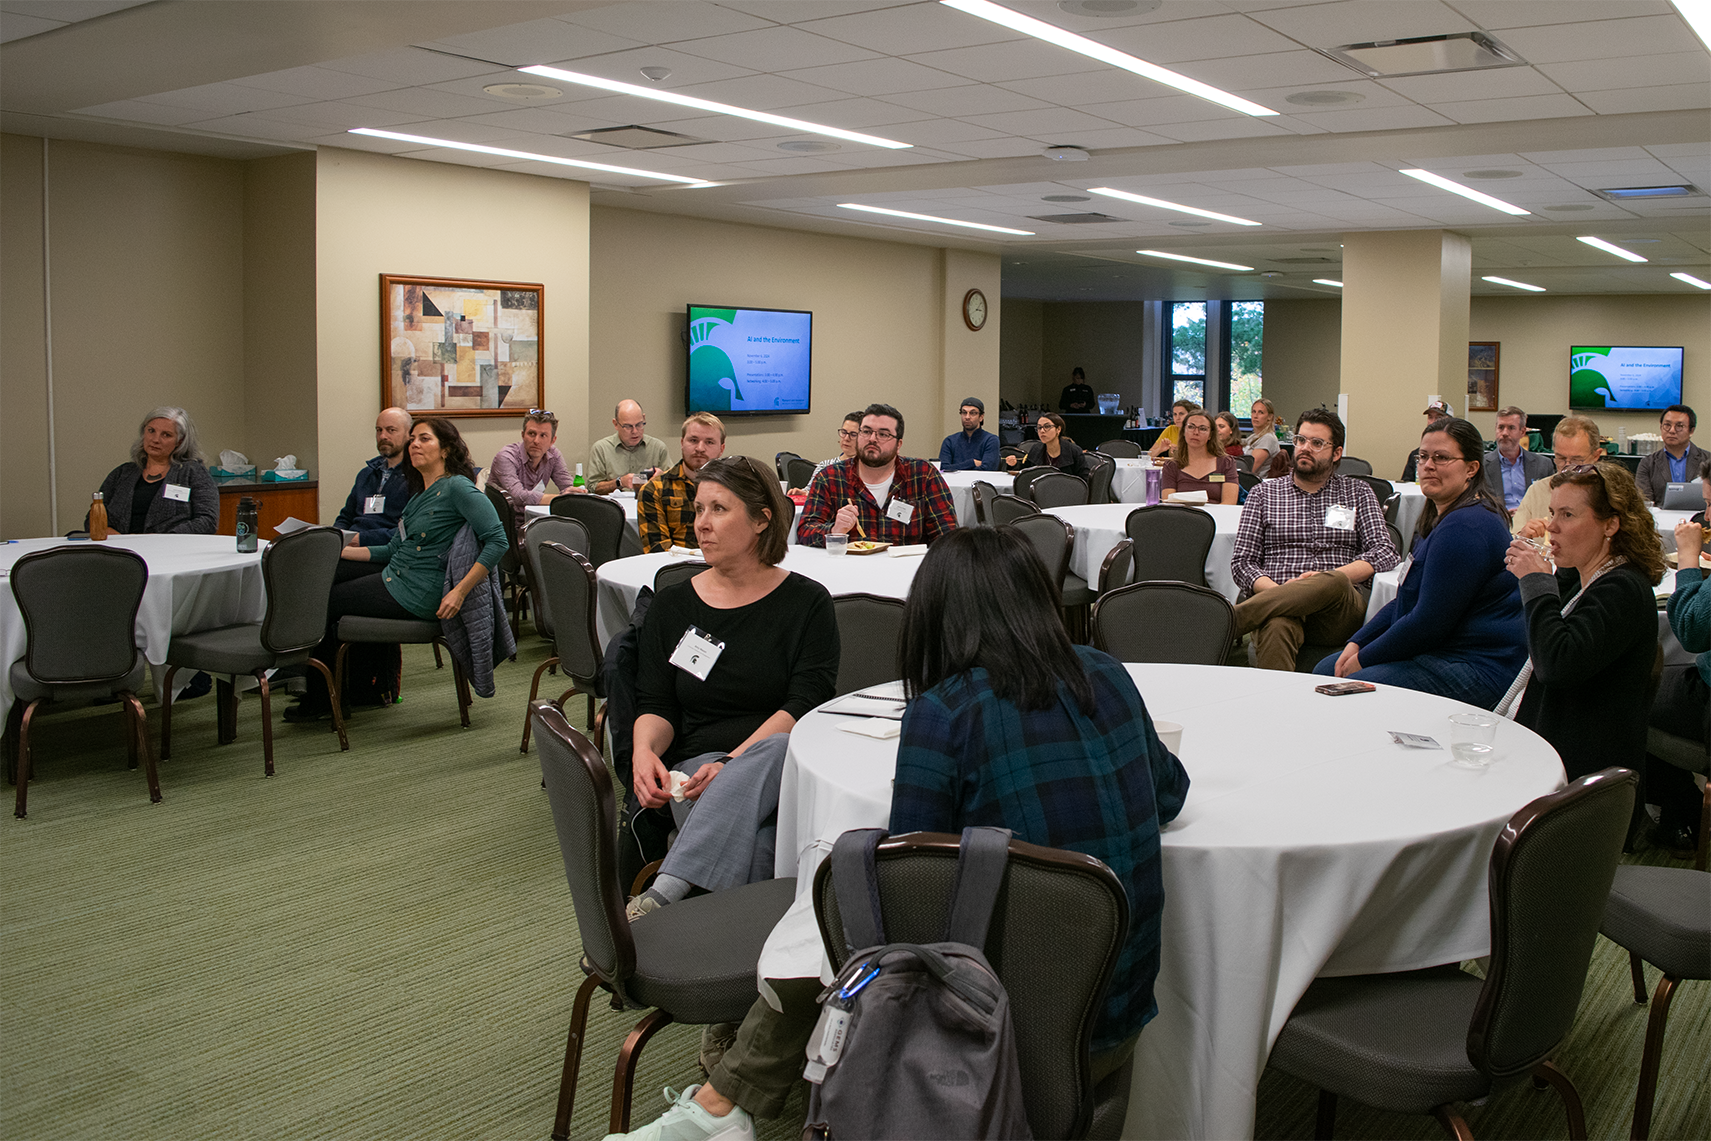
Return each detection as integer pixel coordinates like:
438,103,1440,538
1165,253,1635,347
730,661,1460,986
333,406,414,548
797,402,957,548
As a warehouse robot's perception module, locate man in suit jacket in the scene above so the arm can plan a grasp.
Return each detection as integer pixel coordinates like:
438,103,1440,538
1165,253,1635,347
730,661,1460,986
1635,404,1708,505
1480,406,1553,510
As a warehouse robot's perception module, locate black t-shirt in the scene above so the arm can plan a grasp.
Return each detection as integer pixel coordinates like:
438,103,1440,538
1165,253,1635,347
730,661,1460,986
1059,383,1096,414
636,570,840,763
128,477,165,534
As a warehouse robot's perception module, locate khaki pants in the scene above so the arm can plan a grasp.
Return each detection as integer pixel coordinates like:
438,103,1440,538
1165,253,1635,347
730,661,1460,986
1234,571,1369,672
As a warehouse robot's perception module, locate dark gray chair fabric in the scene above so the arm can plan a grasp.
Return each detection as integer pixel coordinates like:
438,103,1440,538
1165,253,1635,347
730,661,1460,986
1349,473,1399,522
1012,466,1056,502
653,560,710,594
337,615,470,729
832,593,904,696
5,545,156,817
785,456,817,490
1233,453,1253,473
548,494,626,567
1337,456,1374,476
1097,439,1141,458
1125,505,1214,588
1098,538,1133,594
1007,514,1093,628
971,480,1000,525
812,831,1130,1141
1092,581,1235,666
1086,453,1115,505
521,542,602,754
990,493,1041,527
162,526,348,774
774,451,803,482
535,703,796,1138
1386,519,1405,559
484,481,527,638
1237,470,1262,495
1267,768,1637,1141
1031,469,1090,508
523,516,591,643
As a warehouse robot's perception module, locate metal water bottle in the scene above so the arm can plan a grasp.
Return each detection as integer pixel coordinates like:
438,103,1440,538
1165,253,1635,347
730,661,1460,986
236,496,259,553
89,492,109,541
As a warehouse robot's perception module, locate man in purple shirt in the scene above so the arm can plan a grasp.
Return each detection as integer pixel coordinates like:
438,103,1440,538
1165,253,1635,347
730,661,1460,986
487,409,582,525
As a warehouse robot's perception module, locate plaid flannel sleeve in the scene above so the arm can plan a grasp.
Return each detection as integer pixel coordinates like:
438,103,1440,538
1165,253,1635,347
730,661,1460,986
909,463,959,544
637,469,692,553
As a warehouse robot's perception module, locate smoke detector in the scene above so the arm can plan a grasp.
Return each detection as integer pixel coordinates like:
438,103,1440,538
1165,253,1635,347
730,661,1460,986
1043,145,1090,162
639,66,672,82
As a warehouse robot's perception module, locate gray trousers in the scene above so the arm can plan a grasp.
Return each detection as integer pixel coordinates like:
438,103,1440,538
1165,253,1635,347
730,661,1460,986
661,732,790,893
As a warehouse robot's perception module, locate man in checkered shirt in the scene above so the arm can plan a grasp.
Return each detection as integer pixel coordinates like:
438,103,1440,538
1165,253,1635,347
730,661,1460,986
1230,408,1400,671
798,402,958,548
637,412,726,553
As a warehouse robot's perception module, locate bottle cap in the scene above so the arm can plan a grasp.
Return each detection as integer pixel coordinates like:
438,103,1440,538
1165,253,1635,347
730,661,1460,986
94,492,103,500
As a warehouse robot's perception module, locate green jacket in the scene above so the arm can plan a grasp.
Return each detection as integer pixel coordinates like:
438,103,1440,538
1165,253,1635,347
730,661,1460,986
365,475,505,618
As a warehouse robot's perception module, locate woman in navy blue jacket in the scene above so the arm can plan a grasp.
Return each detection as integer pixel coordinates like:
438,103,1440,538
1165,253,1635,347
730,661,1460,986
1316,417,1526,707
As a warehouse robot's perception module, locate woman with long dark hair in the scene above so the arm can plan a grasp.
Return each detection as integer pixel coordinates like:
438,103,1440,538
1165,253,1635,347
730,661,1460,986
1315,417,1525,706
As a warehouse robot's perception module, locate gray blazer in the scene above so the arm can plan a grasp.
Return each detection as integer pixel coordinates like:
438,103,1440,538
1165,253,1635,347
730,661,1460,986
1479,448,1553,508
92,459,219,534
1635,442,1709,504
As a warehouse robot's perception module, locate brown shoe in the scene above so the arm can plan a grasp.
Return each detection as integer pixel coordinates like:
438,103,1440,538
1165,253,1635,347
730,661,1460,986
699,1022,740,1076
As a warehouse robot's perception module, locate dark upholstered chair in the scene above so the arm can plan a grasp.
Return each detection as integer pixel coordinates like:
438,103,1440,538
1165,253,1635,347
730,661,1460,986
990,493,1041,527
1267,767,1638,1141
832,593,905,696
162,526,348,775
1092,581,1235,666
1125,504,1214,588
5,545,157,818
521,542,602,754
774,450,803,482
971,479,1001,525
548,494,626,567
652,560,709,595
535,703,796,1138
1238,470,1262,496
522,516,590,645
1086,453,1115,505
1386,519,1407,560
1097,438,1141,458
812,831,1132,1140
1030,469,1090,508
785,456,817,490
485,482,527,642
1006,513,1093,638
1098,538,1133,594
1337,456,1374,476
336,617,469,730
1011,466,1056,502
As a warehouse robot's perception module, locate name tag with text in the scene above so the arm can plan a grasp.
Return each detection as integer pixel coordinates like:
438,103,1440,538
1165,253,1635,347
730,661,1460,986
669,625,725,681
364,495,386,514
163,483,191,502
886,499,915,526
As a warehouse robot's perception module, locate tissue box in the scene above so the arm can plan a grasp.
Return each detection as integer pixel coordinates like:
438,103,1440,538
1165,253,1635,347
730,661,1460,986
210,465,256,479
262,469,309,482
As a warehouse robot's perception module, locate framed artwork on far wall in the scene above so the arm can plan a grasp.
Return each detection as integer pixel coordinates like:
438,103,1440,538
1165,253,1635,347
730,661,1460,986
1467,341,1499,412
381,274,542,418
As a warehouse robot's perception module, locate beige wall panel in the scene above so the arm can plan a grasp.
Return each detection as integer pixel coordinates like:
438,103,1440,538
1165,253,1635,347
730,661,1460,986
941,248,1002,439
1040,302,1146,413
243,153,319,480
1,134,50,538
999,297,1043,407
1260,299,1342,427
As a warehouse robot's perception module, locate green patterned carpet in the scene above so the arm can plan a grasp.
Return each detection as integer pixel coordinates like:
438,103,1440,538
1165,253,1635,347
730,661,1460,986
1,634,1704,1140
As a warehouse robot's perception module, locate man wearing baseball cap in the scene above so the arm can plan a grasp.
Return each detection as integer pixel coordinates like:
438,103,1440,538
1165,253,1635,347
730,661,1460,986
1400,400,1454,482
938,397,1000,472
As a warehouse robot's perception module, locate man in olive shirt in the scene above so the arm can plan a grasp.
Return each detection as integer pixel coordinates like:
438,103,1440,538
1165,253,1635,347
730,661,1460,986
589,399,671,494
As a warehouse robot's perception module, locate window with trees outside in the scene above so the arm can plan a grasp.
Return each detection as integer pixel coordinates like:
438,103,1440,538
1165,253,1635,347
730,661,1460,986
1168,300,1264,413
1170,301,1206,408
1229,301,1264,412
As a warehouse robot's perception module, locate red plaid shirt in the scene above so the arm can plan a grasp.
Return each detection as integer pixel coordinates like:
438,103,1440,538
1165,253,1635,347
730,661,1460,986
799,457,958,548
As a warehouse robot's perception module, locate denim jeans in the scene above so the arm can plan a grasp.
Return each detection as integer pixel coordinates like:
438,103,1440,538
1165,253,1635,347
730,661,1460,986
1312,650,1510,709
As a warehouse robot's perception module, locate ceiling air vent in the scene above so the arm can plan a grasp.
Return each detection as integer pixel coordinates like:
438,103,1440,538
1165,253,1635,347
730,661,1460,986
1319,32,1523,79
565,125,710,149
1595,185,1701,201
1026,212,1124,224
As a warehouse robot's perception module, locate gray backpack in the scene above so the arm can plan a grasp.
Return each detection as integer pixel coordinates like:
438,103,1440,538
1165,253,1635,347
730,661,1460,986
802,827,1033,1140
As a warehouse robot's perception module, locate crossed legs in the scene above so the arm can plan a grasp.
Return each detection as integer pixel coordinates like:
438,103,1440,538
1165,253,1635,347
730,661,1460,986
1234,572,1369,672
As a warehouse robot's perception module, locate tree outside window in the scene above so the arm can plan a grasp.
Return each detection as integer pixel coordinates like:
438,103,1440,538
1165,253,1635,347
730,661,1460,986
1229,301,1264,412
1171,301,1206,408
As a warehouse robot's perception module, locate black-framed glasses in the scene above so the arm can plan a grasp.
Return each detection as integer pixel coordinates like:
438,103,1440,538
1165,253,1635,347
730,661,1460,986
1416,452,1467,468
858,427,898,441
617,420,646,430
837,428,859,440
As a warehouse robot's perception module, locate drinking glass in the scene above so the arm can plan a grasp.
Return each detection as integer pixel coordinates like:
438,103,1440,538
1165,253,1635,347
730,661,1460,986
826,533,849,557
1449,712,1498,768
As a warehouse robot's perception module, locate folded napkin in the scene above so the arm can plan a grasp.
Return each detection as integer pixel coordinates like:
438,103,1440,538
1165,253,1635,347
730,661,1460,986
888,545,930,558
1166,491,1208,504
838,719,902,740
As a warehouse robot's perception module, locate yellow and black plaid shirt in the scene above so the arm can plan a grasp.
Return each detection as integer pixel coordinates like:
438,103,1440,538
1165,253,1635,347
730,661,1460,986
637,461,698,553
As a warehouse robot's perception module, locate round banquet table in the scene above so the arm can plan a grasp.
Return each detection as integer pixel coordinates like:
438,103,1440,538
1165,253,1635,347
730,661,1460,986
936,469,1014,526
0,534,266,713
762,662,1566,1140
1045,502,1244,599
1386,480,1427,540
593,545,925,648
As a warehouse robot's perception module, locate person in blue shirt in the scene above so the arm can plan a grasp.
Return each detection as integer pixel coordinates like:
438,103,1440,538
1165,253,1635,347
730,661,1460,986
936,396,1000,472
1480,405,1552,511
1318,417,1526,708
1635,404,1707,505
332,407,413,549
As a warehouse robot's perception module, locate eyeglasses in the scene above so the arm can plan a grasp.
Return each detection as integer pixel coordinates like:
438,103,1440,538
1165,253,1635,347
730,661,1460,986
858,427,898,441
618,420,646,430
1294,435,1335,451
1416,452,1466,468
837,429,859,440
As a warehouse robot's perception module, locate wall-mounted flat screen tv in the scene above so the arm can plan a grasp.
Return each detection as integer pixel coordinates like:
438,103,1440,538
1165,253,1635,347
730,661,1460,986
1569,345,1684,412
685,304,812,416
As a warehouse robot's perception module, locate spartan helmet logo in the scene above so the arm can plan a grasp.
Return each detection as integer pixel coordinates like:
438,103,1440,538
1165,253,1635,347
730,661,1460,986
689,311,743,411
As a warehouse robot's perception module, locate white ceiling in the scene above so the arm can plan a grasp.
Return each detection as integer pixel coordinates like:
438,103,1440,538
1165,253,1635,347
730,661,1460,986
3,0,1707,300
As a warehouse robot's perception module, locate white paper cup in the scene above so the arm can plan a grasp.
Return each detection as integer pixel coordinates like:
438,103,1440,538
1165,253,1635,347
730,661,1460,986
1155,720,1183,756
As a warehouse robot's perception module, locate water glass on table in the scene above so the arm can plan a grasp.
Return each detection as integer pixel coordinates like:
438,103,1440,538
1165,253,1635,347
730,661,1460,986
1449,712,1498,768
826,532,849,557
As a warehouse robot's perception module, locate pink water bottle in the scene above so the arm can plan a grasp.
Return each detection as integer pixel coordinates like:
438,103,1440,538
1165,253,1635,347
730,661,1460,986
1144,468,1162,506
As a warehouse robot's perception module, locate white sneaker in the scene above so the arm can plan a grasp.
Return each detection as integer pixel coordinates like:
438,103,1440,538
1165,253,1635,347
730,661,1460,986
601,1085,755,1141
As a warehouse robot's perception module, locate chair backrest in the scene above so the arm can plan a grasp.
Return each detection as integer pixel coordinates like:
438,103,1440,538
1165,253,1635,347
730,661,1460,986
11,545,147,685
1337,455,1374,476
259,526,344,654
833,593,906,696
1124,505,1214,588
1385,519,1405,559
523,516,591,640
1012,466,1054,501
813,832,1128,1141
990,493,1041,527
653,560,710,594
775,451,803,482
1232,453,1253,473
1097,438,1141,458
548,494,626,567
1000,445,1028,462
536,542,601,683
786,456,818,490
1004,513,1072,598
1029,470,1090,508
1097,538,1133,594
970,480,994,525
534,701,639,1001
1091,581,1235,665
1348,474,1396,518
484,482,523,562
1467,767,1636,1078
1085,454,1115,505
1237,470,1261,494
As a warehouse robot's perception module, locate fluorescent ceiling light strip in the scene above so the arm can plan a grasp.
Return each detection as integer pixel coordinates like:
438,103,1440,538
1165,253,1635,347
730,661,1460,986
838,203,1034,235
1482,276,1545,292
1670,271,1711,289
1312,279,1344,287
1673,1,1711,52
939,0,1277,117
1088,187,1260,226
520,64,911,150
349,128,714,185
1137,250,1254,272
1575,235,1647,263
1398,169,1530,216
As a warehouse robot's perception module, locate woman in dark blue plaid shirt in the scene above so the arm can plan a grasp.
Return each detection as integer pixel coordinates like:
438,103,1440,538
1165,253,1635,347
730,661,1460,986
892,527,1190,1076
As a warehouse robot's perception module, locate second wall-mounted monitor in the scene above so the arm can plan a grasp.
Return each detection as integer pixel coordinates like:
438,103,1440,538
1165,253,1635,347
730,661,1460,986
686,304,812,416
1569,345,1684,412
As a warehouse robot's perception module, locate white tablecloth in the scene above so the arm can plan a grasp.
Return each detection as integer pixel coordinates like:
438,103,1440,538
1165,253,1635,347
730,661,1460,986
1044,503,1244,599
525,492,804,553
1111,458,1152,504
1,535,266,713
938,470,1013,525
764,663,1565,1140
1652,507,1694,553
593,546,925,648
1386,481,1427,540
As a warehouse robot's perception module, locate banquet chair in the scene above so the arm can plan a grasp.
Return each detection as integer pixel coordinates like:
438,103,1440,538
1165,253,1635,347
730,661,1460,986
1098,538,1134,594
1006,513,1093,638
523,516,591,643
336,616,470,730
785,456,817,490
1030,470,1090,508
1238,470,1262,496
971,480,1001,525
652,561,710,594
549,494,626,567
485,482,528,642
1097,438,1141,458
990,493,1041,527
832,593,905,696
535,703,796,1138
162,526,349,776
1124,505,1214,588
6,545,158,818
1233,454,1253,473
774,451,803,482
812,830,1132,1140
1267,767,1638,1141
1086,454,1115,505
1337,456,1374,476
1386,520,1407,560
1012,466,1056,502
1348,474,1399,522
521,542,603,754
1092,582,1235,666
1001,445,1028,465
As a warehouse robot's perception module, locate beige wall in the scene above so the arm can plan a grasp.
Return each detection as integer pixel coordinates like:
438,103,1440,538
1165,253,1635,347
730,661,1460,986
314,147,590,522
940,248,1002,439
1260,299,1342,426
1,135,50,537
1041,302,1147,410
999,297,1043,407
243,153,319,479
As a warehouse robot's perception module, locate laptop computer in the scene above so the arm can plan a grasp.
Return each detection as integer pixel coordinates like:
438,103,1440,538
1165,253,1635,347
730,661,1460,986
1661,482,1707,510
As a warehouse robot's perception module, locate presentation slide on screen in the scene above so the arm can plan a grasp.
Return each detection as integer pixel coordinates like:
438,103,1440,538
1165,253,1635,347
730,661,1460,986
688,306,811,413
1569,346,1683,411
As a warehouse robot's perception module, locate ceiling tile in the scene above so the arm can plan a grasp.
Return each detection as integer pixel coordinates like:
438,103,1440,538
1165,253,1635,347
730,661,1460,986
674,72,846,110
997,68,1191,106
1444,2,1674,31
933,136,1054,159
715,1,911,22
1281,103,1458,133
1540,156,1698,186
345,86,507,119
1058,125,1178,149
1080,93,1236,127
1538,51,1709,93
786,95,935,128
560,2,775,43
1237,78,1415,109
1146,117,1293,143
322,47,503,85
1647,142,1711,158
137,82,316,114
1006,0,1235,30
1575,84,1711,115
739,155,852,175
1430,92,1594,124
960,105,1127,136
1378,64,1564,103
176,114,322,142
1092,13,1302,62
907,39,1108,84
229,66,402,101
1243,0,1474,46
260,100,427,131
453,105,609,135
1491,14,1693,64
71,99,211,126
880,83,1051,117
1,11,61,43
780,56,970,96
1183,50,1364,89
420,19,644,67
797,3,1020,54
677,24,879,70
533,46,757,89
882,116,1008,144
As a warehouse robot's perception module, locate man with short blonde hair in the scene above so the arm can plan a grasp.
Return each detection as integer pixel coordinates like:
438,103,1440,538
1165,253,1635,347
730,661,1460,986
1512,415,1602,536
638,413,727,552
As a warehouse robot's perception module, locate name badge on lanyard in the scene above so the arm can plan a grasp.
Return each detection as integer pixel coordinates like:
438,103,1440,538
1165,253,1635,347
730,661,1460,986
1324,504,1356,531
886,498,915,526
364,495,386,514
669,624,725,681
163,483,191,502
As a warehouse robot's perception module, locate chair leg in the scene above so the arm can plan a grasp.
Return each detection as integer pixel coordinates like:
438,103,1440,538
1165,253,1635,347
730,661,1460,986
255,672,275,777
1533,1060,1587,1140
609,1008,674,1135
1628,949,1650,1004
1314,1089,1337,1140
521,656,559,754
552,973,601,1141
14,699,43,818
334,644,350,712
124,693,161,804
307,659,349,752
215,677,239,744
1431,1105,1474,1141
432,642,443,669
160,664,180,760
2,700,22,786
443,642,471,728
1630,974,1679,1140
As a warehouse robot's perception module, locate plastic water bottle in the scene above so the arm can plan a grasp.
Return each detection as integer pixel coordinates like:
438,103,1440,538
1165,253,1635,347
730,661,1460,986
236,496,259,553
1617,426,1627,453
1144,468,1162,506
89,492,109,542
573,463,585,489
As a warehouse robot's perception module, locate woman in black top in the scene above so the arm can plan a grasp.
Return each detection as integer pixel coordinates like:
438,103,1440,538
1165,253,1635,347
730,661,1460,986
628,456,839,917
90,406,218,534
1004,411,1091,479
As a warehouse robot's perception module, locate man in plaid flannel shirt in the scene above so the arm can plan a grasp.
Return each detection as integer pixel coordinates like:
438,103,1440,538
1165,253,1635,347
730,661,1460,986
798,402,958,548
637,412,726,553
1230,408,1399,671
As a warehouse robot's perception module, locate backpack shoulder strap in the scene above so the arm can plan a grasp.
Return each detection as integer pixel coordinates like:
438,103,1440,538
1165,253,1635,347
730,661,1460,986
944,826,1012,949
830,827,889,955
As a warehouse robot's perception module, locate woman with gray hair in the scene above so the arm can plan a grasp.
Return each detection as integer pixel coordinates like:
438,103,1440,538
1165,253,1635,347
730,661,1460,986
89,406,218,534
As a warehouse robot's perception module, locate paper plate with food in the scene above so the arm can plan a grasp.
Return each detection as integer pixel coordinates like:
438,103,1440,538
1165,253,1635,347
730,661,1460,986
845,540,892,555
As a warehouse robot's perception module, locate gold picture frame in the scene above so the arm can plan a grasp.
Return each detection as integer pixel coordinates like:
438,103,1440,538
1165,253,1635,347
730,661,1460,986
1467,341,1499,413
381,274,542,418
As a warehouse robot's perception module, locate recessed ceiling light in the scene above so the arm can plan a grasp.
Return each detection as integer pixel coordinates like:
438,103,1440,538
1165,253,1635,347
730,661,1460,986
1313,279,1344,287
1482,276,1545,292
1042,194,1091,202
838,203,1035,235
940,0,1278,116
1542,204,1596,212
1576,236,1647,263
1043,145,1090,161
1137,250,1255,271
1399,168,1530,215
347,128,714,186
1089,186,1261,226
1670,272,1711,289
483,83,562,101
1058,0,1159,17
1596,185,1699,200
1285,90,1366,106
1462,169,1523,180
519,64,912,150
778,140,841,153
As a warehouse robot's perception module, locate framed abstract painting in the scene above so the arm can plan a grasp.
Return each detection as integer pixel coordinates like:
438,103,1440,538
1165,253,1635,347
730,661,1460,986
381,274,542,417
1467,341,1499,412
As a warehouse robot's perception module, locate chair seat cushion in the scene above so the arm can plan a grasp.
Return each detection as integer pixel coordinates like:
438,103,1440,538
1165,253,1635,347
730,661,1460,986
1269,966,1489,1114
1601,865,1711,981
165,623,271,676
1061,573,1095,608
338,615,441,643
10,655,147,704
628,877,798,1024
1646,726,1709,774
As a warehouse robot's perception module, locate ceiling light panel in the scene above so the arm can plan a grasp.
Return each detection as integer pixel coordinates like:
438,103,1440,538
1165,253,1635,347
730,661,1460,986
347,128,714,185
1398,168,1531,215
1312,279,1344,287
1481,276,1546,292
1576,236,1648,263
1670,272,1711,289
838,203,1036,235
1137,250,1255,271
1088,187,1262,225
